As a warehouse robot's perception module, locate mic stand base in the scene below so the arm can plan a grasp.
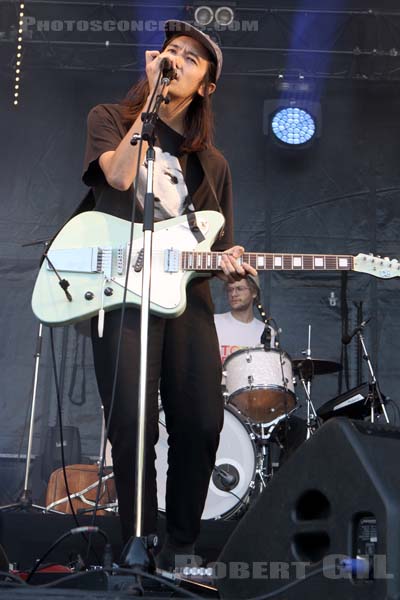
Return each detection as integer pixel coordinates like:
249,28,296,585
0,323,55,514
120,535,156,572
0,488,47,512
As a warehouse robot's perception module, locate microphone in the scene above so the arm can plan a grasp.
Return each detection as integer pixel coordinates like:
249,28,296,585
160,57,177,83
213,465,238,490
342,318,371,345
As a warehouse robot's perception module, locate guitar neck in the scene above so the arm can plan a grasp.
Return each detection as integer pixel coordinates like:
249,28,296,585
181,251,355,272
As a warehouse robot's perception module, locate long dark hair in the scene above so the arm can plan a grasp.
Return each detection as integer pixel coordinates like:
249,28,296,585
121,40,217,153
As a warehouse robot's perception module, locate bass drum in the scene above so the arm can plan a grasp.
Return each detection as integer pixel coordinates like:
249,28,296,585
156,405,256,520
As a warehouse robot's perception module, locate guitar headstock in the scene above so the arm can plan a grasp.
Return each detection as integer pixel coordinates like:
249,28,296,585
354,254,400,279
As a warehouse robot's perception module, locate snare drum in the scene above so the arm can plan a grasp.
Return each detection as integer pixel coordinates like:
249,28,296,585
156,405,256,520
223,347,296,423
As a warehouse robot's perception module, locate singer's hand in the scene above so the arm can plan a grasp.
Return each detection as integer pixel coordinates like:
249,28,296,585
145,50,178,96
145,50,162,96
217,245,257,283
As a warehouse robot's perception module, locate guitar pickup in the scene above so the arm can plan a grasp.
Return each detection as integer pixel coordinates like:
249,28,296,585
164,248,180,273
134,248,144,273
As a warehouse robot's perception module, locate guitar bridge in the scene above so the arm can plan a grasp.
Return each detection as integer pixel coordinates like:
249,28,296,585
164,248,180,273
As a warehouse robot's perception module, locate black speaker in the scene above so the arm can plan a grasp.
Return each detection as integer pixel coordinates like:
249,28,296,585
217,418,400,599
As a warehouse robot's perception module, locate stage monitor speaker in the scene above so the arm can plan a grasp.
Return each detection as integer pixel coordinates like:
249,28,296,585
217,417,400,600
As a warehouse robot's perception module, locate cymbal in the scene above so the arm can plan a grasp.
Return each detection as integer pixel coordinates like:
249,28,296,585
292,358,342,377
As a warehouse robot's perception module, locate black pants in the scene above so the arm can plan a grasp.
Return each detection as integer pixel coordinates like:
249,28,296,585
91,282,224,545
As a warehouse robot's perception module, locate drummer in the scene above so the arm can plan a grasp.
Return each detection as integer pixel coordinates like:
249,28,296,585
214,274,277,363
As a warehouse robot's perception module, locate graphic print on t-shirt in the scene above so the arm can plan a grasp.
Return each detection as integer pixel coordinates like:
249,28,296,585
136,146,194,219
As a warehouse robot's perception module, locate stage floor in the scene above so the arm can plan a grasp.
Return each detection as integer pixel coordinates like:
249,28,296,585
0,511,237,599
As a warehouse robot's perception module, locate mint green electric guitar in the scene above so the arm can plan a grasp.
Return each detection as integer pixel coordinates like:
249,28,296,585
31,210,400,326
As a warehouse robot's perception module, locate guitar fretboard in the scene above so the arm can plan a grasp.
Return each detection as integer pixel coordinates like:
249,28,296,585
181,252,355,272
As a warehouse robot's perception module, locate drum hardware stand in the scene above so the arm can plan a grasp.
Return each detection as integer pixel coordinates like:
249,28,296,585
46,471,118,514
120,69,173,570
356,325,389,423
299,325,319,440
251,415,287,491
54,409,120,516
254,452,270,492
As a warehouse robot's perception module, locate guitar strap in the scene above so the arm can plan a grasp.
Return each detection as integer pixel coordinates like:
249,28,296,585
196,151,222,212
197,150,225,242
186,212,205,243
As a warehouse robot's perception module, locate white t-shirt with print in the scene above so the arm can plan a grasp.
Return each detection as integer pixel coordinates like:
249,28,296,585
214,311,267,363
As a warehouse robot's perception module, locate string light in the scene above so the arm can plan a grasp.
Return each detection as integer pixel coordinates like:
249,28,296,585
14,1,25,106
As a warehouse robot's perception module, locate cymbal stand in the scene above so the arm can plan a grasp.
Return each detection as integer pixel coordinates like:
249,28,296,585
357,328,389,423
300,325,319,439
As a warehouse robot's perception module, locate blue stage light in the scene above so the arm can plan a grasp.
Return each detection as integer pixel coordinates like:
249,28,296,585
271,107,316,146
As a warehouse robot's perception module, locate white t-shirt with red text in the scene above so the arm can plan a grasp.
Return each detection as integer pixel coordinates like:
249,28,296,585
214,311,266,363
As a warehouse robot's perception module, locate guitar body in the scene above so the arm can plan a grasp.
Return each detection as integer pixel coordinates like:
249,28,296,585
31,210,225,326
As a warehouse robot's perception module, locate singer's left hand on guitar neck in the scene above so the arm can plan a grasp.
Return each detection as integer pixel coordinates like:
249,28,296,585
217,245,258,283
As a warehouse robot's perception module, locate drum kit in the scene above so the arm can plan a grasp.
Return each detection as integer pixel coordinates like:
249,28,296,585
88,341,344,522
156,340,342,522
63,325,386,525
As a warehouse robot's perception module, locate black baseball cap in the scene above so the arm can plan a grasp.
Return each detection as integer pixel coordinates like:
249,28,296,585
164,20,223,80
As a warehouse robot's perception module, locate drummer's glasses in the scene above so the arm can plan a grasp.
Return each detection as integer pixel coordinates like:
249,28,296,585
227,285,250,295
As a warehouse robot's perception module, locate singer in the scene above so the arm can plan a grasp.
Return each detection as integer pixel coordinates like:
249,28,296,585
82,20,256,571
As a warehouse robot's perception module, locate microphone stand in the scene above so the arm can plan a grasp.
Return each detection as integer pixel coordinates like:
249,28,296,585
0,240,60,514
356,327,389,424
0,322,49,512
120,75,172,570
256,302,277,350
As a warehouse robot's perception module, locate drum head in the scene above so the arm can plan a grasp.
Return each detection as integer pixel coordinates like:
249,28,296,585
156,405,256,520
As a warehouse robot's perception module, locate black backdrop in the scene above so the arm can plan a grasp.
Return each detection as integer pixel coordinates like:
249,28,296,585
1,1,400,500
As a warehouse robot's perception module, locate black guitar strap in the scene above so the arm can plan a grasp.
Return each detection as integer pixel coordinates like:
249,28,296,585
197,151,225,242
186,212,205,243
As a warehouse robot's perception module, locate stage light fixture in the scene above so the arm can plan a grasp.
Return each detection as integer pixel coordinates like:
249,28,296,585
271,106,316,146
13,0,25,107
215,6,234,26
263,97,322,149
194,6,214,27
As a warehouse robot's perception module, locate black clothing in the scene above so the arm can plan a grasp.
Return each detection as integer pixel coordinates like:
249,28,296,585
83,104,233,250
83,102,233,544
